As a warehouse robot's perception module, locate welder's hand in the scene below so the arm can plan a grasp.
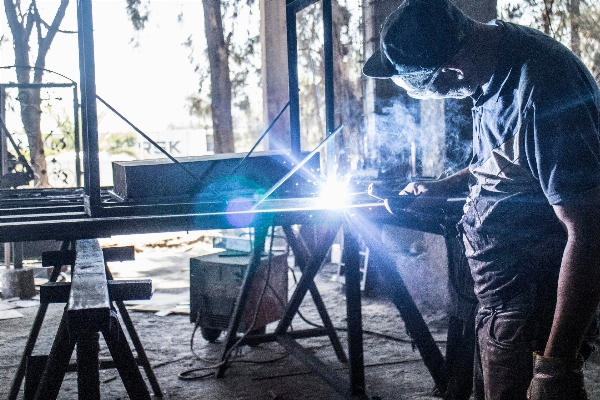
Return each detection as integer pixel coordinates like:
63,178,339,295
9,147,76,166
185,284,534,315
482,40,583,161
400,179,454,196
396,181,447,215
527,352,588,400
399,181,430,196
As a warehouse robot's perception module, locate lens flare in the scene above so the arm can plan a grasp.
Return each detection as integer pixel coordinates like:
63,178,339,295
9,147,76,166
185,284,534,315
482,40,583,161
225,197,255,227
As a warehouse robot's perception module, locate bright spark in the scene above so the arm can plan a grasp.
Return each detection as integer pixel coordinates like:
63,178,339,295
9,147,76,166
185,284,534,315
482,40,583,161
317,178,351,209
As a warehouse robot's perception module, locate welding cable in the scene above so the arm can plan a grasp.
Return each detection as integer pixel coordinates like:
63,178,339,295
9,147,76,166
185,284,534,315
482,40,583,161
286,266,447,345
228,101,291,177
218,225,282,360
95,95,217,195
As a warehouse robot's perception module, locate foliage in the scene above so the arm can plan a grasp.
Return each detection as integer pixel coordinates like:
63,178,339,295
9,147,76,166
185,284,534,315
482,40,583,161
43,108,76,155
499,0,600,82
125,0,150,31
183,0,262,151
99,132,138,158
3,0,71,187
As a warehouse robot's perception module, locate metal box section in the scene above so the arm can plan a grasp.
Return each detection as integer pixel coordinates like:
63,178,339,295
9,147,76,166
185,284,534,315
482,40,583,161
111,151,320,200
189,250,288,333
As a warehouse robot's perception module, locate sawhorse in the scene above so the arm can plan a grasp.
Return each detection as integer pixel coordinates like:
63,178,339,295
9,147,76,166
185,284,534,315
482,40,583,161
215,217,448,399
8,239,162,400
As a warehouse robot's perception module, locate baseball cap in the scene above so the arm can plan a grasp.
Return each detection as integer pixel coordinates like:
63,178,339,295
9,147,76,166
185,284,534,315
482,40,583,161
363,0,472,83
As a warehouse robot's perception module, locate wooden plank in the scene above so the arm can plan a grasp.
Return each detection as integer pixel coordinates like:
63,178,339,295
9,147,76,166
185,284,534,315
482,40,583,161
111,151,320,200
68,239,110,325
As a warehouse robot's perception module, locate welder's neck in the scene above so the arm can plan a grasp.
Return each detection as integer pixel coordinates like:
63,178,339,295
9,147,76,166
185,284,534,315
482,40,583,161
468,22,502,88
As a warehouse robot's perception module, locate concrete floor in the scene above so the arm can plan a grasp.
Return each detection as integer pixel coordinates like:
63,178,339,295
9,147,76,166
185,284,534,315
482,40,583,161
1,231,599,399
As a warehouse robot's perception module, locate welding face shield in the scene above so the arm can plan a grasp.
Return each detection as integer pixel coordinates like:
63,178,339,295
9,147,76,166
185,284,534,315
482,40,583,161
363,0,472,93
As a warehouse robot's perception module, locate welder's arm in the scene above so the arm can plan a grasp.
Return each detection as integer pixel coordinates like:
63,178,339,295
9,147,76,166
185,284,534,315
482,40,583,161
527,187,600,400
547,187,600,359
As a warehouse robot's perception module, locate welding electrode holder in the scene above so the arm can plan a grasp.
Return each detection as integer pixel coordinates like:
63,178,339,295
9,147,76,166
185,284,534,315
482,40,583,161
367,183,416,215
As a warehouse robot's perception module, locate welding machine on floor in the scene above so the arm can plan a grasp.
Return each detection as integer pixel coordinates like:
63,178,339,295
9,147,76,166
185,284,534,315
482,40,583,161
190,240,288,342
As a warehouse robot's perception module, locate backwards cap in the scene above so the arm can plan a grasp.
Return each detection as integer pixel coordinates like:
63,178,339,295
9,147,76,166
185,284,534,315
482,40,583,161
363,0,472,79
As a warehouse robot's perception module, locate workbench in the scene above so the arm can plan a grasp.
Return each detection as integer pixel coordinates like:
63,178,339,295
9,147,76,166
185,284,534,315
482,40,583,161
1,187,457,399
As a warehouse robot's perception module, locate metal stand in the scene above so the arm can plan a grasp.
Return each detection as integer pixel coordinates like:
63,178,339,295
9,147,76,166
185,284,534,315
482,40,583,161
31,307,150,400
8,241,72,400
10,241,162,400
360,227,449,394
215,219,368,399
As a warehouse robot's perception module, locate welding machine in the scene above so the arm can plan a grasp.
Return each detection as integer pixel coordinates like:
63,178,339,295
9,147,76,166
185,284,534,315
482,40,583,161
189,245,288,342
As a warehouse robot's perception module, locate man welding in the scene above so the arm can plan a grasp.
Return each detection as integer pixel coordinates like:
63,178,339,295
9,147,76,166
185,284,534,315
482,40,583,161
363,0,600,399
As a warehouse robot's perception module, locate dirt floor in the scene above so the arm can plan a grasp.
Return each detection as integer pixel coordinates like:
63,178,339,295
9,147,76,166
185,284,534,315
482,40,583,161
1,230,599,400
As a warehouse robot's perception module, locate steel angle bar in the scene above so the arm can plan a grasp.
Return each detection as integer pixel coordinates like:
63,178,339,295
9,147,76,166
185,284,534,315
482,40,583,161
251,124,343,210
286,0,320,13
77,0,101,216
228,101,291,177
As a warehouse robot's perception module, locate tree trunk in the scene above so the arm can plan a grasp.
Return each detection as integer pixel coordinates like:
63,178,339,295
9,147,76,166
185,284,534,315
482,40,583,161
542,0,554,35
569,0,581,57
5,0,69,187
202,0,234,154
18,87,47,186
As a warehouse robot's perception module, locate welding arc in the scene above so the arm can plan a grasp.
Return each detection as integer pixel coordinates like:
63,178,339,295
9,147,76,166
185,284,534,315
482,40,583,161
250,124,343,211
95,95,200,184
229,101,290,177
0,115,35,179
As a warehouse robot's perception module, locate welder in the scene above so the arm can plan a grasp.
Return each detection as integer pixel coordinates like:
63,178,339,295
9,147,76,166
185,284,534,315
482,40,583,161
363,0,600,399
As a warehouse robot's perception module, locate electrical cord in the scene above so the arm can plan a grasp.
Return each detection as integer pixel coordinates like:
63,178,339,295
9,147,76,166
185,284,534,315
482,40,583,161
180,229,447,380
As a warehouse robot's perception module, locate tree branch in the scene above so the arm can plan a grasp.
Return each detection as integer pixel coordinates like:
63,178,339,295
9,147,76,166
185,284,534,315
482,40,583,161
34,0,69,82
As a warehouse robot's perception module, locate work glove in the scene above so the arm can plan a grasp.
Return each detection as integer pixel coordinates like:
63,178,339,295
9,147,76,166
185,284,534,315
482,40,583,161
526,352,588,400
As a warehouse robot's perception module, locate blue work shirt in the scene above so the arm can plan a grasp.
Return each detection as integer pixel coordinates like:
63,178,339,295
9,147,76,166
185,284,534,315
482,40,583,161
462,21,600,306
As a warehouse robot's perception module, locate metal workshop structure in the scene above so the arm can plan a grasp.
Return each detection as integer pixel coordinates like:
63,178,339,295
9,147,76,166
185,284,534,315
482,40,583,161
0,1,456,399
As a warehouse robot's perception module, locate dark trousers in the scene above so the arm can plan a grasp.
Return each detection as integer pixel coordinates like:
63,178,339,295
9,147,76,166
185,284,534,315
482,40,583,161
472,285,556,400
469,272,598,399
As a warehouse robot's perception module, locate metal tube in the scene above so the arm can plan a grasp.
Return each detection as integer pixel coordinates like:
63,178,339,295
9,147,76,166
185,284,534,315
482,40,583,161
323,0,336,179
286,1,301,155
251,124,343,210
229,101,290,177
77,0,101,216
73,84,82,187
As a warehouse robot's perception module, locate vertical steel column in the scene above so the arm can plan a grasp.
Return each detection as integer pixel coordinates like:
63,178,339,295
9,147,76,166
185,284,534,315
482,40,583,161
286,1,301,156
322,0,336,179
0,85,6,175
72,84,82,187
77,0,101,215
343,227,366,396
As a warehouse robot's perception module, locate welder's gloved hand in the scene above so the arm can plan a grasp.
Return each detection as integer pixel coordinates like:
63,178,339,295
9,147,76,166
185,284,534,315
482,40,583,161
527,352,588,400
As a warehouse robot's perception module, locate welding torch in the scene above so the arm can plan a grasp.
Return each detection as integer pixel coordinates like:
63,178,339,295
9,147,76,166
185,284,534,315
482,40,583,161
367,182,416,215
